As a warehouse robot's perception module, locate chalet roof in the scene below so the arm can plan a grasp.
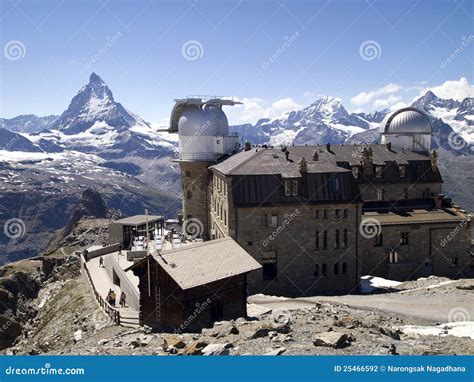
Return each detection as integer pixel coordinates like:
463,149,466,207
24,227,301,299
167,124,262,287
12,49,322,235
127,237,261,290
113,215,163,226
211,144,431,176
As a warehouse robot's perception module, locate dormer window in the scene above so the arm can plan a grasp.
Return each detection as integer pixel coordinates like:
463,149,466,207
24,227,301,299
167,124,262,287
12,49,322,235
398,165,406,178
284,180,299,196
352,166,359,178
375,165,384,178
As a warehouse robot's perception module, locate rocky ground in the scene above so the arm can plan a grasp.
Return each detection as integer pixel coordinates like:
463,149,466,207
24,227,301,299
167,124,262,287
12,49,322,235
3,267,473,355
1,218,473,356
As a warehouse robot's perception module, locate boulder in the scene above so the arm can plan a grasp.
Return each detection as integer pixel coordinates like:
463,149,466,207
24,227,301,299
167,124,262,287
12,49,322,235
250,321,290,339
163,336,186,350
202,343,231,356
379,327,401,340
264,347,286,355
313,332,351,349
184,341,209,355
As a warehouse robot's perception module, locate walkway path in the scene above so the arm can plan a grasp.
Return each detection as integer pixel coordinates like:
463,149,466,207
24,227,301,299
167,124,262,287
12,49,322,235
87,256,139,324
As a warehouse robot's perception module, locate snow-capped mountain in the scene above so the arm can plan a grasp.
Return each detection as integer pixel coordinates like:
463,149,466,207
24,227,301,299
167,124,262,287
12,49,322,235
51,73,148,135
413,90,473,144
0,114,57,133
231,96,387,146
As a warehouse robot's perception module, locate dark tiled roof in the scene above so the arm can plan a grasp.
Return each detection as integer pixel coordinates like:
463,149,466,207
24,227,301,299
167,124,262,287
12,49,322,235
211,144,431,176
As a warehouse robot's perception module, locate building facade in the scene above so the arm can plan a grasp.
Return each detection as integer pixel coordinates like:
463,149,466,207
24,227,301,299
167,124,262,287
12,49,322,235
171,103,472,297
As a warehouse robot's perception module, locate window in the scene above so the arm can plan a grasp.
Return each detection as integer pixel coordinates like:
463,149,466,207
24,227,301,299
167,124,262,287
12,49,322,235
342,262,347,276
403,188,409,199
352,166,359,178
185,171,191,177
334,262,339,276
323,209,328,219
375,166,384,178
374,233,383,247
247,241,253,246
425,187,431,198
322,263,327,276
261,213,268,228
263,263,277,280
400,232,409,245
343,229,348,248
216,139,221,144
335,229,340,249
398,165,406,178
451,257,458,266
323,230,328,250
389,250,399,264
343,208,348,218
314,209,319,219
223,210,227,226
329,177,340,191
314,264,319,278
186,190,192,199
271,214,278,228
377,188,384,201
315,231,320,250
335,209,340,218
284,180,299,196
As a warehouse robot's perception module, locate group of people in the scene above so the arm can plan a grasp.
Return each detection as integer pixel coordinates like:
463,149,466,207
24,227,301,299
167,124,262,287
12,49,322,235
106,289,127,308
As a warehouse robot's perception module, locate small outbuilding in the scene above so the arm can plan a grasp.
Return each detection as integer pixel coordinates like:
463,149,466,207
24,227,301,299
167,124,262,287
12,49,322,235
109,215,165,249
126,237,261,331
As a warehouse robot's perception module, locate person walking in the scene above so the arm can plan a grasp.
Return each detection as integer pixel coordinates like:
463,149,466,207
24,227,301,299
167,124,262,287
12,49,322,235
110,290,116,307
99,257,104,268
120,291,126,307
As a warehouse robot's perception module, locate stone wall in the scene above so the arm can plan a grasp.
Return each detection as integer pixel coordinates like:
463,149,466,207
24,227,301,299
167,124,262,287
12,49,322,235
359,218,472,280
180,161,213,238
231,203,362,297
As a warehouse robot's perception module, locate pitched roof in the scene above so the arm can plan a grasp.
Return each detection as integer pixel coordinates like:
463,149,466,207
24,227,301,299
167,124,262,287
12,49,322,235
211,144,430,176
128,237,261,290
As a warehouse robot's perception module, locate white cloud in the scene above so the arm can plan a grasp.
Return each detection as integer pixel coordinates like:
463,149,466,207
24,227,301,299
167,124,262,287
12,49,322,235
351,83,401,106
416,77,474,101
226,97,300,124
373,95,402,108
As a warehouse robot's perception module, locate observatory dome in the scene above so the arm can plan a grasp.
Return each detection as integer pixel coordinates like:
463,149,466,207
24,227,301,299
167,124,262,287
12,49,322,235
380,107,431,135
177,104,229,137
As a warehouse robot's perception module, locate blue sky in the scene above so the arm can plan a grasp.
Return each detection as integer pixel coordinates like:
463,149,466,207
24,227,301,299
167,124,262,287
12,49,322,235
1,0,473,124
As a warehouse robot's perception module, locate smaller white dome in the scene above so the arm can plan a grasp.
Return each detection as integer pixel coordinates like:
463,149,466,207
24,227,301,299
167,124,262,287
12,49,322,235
380,107,431,135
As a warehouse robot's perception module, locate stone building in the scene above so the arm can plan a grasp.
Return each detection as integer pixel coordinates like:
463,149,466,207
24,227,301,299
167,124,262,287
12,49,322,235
169,100,472,296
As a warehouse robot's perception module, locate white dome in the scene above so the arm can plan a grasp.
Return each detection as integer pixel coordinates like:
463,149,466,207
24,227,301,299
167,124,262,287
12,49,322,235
380,107,431,135
177,104,229,137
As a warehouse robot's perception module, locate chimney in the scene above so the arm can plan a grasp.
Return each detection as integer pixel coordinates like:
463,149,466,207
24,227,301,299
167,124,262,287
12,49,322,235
312,151,319,161
326,143,331,152
386,142,392,151
434,193,443,209
430,150,438,172
361,147,374,175
299,157,308,173
285,151,289,161
244,141,251,151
